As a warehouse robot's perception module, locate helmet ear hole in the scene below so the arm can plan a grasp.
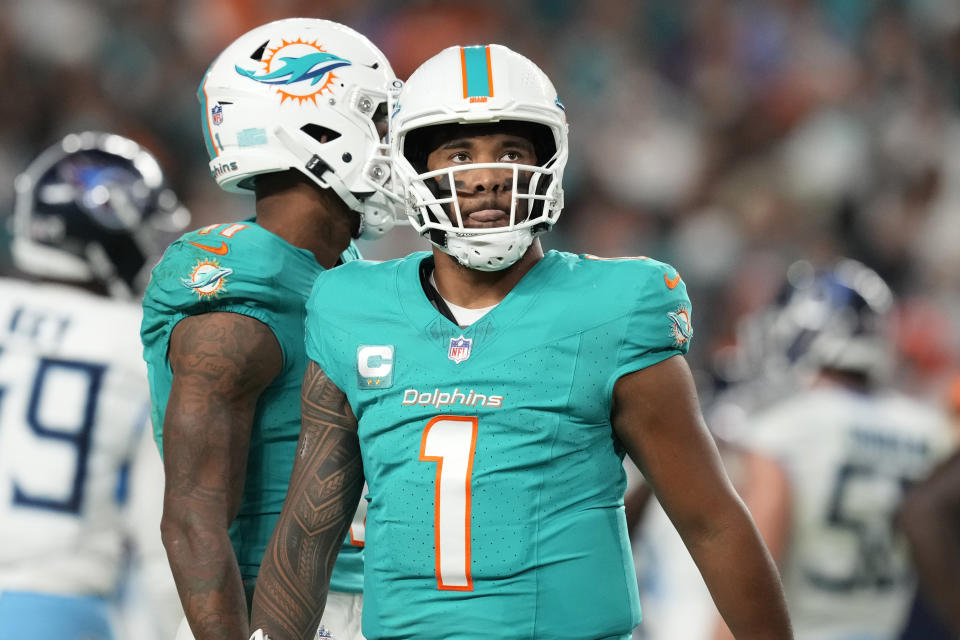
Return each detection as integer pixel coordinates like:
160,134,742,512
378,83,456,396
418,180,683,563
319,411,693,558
250,40,269,61
301,124,342,144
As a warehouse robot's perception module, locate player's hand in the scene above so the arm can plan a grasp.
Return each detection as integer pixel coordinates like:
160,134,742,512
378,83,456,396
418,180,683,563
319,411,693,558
249,630,270,640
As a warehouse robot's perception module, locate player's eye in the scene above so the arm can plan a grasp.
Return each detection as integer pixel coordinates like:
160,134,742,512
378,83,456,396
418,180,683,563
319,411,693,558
450,151,471,163
500,150,522,162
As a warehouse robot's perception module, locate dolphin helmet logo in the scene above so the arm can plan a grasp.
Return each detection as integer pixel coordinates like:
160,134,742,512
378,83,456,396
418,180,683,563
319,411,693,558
235,38,352,104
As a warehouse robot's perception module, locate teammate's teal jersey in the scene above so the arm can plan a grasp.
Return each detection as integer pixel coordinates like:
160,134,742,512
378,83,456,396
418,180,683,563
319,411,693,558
140,219,364,596
305,250,693,639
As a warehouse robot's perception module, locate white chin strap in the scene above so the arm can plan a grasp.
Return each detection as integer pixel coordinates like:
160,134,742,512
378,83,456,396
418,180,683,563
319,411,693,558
441,228,534,271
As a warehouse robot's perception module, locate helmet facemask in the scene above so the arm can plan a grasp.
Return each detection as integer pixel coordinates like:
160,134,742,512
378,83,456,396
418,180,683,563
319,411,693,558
391,45,569,271
404,142,564,271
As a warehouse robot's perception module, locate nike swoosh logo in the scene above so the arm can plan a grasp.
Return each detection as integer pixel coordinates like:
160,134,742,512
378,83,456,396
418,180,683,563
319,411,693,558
188,240,229,255
664,272,681,289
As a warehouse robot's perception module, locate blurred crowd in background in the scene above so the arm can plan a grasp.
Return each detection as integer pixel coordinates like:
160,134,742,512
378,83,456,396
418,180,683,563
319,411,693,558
1,0,959,407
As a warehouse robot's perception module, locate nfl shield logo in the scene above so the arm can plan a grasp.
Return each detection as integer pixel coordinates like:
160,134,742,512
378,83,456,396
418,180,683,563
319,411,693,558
211,104,223,125
448,335,472,364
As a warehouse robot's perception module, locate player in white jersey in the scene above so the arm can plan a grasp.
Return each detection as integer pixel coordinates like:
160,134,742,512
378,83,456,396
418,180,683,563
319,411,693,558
714,259,954,640
0,132,188,639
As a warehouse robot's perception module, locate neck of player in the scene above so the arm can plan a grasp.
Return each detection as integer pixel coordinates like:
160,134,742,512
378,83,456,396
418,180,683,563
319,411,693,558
254,170,358,269
432,239,544,308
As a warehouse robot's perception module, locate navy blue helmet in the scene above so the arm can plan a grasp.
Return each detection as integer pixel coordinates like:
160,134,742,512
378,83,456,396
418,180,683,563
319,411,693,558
749,258,895,384
11,132,189,298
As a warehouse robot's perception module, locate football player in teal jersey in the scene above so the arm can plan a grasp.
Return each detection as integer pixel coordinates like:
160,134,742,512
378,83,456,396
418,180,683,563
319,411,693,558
140,19,400,640
252,44,792,640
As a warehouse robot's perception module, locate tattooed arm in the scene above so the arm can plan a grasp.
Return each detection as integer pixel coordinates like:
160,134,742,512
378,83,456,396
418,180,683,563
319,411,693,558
161,312,282,640
250,361,364,640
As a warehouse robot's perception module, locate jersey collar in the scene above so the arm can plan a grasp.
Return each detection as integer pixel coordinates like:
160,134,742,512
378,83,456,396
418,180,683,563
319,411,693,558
399,250,563,349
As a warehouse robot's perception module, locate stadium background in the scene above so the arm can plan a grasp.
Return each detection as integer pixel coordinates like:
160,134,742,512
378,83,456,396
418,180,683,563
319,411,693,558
1,0,958,403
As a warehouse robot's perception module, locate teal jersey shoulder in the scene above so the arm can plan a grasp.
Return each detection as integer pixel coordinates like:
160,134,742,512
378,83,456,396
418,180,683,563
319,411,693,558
304,250,693,638
141,220,363,592
566,252,693,392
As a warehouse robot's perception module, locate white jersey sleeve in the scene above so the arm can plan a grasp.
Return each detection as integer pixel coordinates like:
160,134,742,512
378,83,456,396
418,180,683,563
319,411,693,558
0,277,149,597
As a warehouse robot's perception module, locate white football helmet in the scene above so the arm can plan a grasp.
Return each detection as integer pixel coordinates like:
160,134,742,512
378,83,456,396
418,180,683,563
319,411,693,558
199,18,401,238
11,131,190,299
741,258,895,386
391,44,568,270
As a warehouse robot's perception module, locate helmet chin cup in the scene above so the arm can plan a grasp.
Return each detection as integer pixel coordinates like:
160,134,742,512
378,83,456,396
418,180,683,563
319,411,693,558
356,192,402,238
445,228,534,271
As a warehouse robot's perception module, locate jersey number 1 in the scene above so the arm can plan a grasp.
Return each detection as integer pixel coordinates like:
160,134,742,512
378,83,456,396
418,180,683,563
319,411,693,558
419,415,478,591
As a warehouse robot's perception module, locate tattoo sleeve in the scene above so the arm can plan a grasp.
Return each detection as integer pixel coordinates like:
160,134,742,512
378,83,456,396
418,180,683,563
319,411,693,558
250,360,364,640
161,312,282,640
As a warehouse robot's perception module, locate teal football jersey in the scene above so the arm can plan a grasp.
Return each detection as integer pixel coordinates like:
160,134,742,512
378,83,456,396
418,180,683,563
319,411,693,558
304,250,693,639
141,219,364,596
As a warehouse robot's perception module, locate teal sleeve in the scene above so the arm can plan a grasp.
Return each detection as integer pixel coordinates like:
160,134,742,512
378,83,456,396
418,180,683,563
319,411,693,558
147,237,282,322
608,261,693,395
304,271,351,394
304,273,327,365
143,226,315,368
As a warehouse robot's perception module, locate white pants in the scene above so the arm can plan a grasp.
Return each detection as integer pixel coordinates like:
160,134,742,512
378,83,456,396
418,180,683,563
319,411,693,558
174,590,365,640
314,591,364,640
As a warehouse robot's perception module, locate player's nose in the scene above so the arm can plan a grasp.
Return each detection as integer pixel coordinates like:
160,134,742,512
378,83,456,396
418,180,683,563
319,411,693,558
460,166,512,194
